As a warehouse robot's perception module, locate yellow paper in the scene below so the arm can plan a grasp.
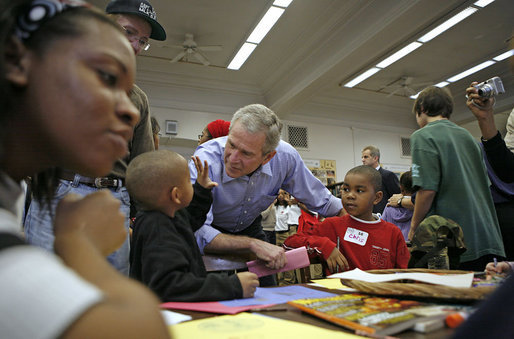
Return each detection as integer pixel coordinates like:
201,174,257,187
169,312,364,339
311,278,356,291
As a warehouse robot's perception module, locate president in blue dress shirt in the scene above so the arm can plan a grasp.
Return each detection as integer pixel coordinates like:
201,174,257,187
189,104,344,277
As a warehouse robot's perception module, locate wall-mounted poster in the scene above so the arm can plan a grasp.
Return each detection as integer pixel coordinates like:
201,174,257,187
304,159,336,186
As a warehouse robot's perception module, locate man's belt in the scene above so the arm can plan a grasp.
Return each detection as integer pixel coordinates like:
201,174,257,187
60,170,123,188
275,225,291,234
276,224,298,234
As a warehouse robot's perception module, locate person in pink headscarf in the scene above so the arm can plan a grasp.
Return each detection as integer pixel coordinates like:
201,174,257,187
198,119,231,145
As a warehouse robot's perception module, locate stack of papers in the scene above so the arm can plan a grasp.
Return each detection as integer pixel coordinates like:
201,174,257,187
161,285,337,314
328,268,474,288
160,310,192,325
309,278,357,291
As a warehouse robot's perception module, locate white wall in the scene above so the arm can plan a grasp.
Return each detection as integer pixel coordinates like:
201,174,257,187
281,121,412,182
459,109,511,140
146,104,415,182
352,127,412,172
137,75,417,182
288,121,354,182
150,107,233,141
149,106,232,159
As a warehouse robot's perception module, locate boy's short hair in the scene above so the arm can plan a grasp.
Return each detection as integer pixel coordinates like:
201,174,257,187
346,165,382,192
126,150,188,210
400,170,416,195
412,86,453,118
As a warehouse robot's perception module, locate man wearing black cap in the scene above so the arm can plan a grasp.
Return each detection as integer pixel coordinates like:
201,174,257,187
106,0,166,53
24,0,167,276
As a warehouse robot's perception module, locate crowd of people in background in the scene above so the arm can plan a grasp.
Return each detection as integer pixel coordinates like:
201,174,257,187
1,0,513,338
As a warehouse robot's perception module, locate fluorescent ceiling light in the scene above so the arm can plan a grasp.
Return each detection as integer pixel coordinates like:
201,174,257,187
447,60,495,82
343,67,381,88
409,82,449,98
473,0,495,8
247,6,285,44
435,81,450,87
341,3,491,88
273,0,293,8
375,42,422,68
227,43,257,70
418,7,477,43
493,49,514,61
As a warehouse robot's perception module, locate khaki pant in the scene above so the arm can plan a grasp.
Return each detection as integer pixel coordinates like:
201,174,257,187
276,225,297,286
308,263,324,280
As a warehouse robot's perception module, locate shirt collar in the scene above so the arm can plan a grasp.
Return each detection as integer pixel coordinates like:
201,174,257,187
261,161,273,176
221,158,273,183
221,165,238,183
349,214,381,224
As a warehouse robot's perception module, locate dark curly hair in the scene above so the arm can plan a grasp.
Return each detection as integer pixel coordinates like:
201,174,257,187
0,0,123,206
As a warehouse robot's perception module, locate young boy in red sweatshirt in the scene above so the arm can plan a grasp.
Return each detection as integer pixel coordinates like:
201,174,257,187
284,165,409,274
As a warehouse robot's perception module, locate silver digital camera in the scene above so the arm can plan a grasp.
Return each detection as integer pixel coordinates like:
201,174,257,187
474,76,505,98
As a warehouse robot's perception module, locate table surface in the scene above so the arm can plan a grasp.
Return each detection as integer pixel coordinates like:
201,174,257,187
175,306,454,338
169,284,458,338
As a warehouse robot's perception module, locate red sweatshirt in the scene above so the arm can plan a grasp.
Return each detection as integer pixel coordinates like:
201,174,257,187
284,214,409,272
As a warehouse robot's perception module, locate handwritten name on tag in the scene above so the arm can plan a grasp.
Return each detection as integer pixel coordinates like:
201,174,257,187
343,227,368,246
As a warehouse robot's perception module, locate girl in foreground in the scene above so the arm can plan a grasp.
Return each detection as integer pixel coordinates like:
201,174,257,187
0,0,168,337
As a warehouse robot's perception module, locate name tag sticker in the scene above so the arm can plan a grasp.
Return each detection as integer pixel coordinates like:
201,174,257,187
343,227,369,246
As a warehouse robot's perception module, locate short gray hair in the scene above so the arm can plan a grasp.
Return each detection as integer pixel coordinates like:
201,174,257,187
230,104,282,155
363,145,380,161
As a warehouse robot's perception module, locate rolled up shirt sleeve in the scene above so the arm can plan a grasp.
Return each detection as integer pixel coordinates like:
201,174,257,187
280,145,343,217
193,212,221,254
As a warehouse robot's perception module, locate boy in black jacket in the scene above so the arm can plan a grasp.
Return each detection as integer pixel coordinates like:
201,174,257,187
126,150,258,301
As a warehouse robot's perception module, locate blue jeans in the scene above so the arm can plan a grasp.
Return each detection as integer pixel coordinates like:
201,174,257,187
24,175,131,275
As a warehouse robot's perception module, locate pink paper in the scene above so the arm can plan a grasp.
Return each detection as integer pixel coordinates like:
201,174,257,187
160,301,275,314
247,246,309,278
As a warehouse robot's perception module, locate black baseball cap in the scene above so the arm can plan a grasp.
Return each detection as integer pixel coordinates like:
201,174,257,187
106,0,166,41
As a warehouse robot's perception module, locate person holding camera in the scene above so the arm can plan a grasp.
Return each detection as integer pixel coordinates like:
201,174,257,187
409,86,505,271
465,80,514,183
453,82,514,339
466,78,514,260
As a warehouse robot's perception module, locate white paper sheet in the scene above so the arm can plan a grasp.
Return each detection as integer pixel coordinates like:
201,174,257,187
327,268,473,288
160,310,192,325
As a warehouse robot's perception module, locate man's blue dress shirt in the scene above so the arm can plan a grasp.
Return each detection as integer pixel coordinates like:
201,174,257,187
189,137,342,253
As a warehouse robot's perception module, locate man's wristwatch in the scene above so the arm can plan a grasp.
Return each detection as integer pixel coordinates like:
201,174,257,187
397,196,403,208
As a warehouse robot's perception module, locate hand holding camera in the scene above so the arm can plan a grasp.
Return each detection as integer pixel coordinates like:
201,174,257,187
473,76,505,98
466,76,505,140
466,76,505,110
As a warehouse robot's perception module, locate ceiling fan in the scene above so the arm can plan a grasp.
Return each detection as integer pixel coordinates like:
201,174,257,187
383,76,432,98
164,33,222,66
